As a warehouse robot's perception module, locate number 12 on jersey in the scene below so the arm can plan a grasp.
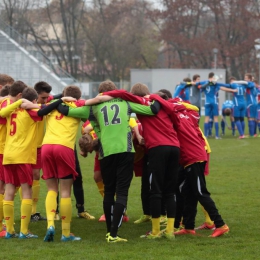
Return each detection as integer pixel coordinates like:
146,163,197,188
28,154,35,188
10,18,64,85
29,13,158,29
100,104,121,126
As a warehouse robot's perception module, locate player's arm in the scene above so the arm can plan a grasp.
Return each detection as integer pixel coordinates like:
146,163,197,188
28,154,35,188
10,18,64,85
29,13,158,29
232,80,248,85
220,86,237,93
181,102,199,112
84,95,113,106
0,99,22,117
199,81,210,90
57,104,90,120
37,97,76,116
128,100,160,115
130,118,145,145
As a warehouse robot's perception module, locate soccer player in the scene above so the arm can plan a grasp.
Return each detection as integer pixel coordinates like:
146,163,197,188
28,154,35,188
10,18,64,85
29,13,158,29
149,93,229,238
221,100,235,136
257,84,260,136
57,81,160,242
99,85,180,240
1,85,42,239
194,72,232,138
41,85,84,242
233,74,257,137
190,74,201,115
173,78,191,101
0,76,14,237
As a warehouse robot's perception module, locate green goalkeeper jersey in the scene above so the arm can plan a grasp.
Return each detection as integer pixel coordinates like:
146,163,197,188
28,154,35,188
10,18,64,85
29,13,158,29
67,98,155,158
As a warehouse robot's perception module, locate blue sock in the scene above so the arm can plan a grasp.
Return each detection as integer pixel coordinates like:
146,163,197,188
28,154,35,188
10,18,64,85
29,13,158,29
249,120,254,136
254,121,257,135
214,122,219,137
221,120,225,134
204,123,209,137
235,121,243,136
231,121,235,135
241,121,245,132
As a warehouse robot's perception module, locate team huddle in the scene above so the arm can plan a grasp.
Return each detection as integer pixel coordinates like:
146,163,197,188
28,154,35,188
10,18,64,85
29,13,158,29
173,72,260,139
0,72,235,243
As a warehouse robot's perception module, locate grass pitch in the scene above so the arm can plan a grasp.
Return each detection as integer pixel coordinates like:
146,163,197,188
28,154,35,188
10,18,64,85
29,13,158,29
1,126,260,260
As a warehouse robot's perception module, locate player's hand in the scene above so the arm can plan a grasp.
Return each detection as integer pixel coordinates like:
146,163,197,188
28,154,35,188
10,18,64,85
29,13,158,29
61,96,76,102
228,126,232,130
137,135,145,145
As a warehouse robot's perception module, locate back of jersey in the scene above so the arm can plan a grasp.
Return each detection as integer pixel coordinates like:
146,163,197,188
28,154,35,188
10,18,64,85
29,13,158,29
91,98,134,158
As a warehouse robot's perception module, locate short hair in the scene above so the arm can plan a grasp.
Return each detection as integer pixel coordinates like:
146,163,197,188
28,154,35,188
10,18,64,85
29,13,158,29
159,89,172,99
229,76,236,81
0,74,14,86
34,81,52,94
63,85,81,100
98,81,117,93
131,83,150,97
208,72,215,78
245,73,253,80
22,87,38,101
9,81,27,97
78,134,99,157
192,74,200,81
224,108,231,116
155,91,168,100
183,77,191,82
0,84,11,96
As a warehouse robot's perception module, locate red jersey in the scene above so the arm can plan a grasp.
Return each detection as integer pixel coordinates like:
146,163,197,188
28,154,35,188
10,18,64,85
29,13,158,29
103,90,180,149
149,94,207,167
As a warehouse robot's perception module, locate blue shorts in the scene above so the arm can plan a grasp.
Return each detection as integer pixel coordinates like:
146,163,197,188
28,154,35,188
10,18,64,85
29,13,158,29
257,104,260,120
205,103,218,117
233,104,246,118
246,104,257,118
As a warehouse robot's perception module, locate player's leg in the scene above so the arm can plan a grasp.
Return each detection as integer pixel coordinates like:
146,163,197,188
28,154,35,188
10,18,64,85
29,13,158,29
73,148,95,220
204,104,211,137
134,155,151,224
0,155,5,235
162,146,179,239
213,104,220,139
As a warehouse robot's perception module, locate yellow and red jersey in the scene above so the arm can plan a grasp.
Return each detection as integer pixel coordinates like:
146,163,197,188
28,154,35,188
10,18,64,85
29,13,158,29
0,97,11,154
43,101,83,149
3,108,42,164
82,120,97,140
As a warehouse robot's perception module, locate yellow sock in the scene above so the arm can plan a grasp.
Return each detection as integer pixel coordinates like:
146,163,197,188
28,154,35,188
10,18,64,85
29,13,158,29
20,199,32,234
0,194,3,231
60,198,72,237
151,217,160,235
3,200,15,233
201,205,214,225
166,218,175,234
46,191,57,229
96,181,104,197
31,180,40,215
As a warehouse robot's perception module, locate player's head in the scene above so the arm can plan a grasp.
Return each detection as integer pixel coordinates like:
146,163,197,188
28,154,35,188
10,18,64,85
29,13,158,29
0,84,11,97
208,72,215,80
244,73,253,81
224,108,231,116
9,81,28,100
98,81,117,93
22,87,38,103
131,83,150,97
229,76,236,83
78,134,99,157
63,85,81,100
155,91,169,100
183,77,191,83
158,89,172,99
34,81,52,104
0,74,14,90
193,74,200,82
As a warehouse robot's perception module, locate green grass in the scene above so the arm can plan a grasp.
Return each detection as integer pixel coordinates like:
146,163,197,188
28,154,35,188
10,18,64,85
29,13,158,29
1,124,260,260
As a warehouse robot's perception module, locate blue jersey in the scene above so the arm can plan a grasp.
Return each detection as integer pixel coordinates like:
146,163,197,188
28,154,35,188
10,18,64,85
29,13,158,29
222,100,234,110
229,83,246,106
245,81,257,106
197,81,230,105
173,84,190,101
